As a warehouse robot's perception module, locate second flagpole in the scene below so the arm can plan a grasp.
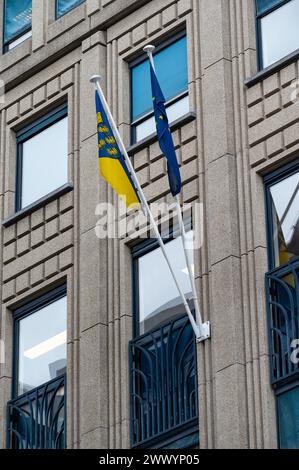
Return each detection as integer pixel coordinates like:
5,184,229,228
143,45,210,341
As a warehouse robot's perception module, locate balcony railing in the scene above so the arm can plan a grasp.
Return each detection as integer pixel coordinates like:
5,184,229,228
266,258,299,386
129,315,198,448
7,375,66,449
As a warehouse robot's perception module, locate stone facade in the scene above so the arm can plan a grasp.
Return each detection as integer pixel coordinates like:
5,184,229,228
0,0,297,449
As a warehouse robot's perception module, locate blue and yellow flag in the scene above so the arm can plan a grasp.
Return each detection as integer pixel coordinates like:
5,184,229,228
95,91,140,209
150,64,182,197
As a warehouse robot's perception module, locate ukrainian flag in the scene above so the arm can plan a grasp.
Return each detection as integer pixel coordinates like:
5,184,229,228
95,91,140,209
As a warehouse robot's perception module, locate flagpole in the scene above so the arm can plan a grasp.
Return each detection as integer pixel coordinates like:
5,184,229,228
143,45,209,340
90,75,206,341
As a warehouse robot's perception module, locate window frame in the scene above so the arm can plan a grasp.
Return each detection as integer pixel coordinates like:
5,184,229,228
275,379,299,448
264,158,299,271
256,0,296,70
12,284,67,399
129,30,188,144
15,103,68,212
55,0,85,19
3,0,32,52
131,221,192,339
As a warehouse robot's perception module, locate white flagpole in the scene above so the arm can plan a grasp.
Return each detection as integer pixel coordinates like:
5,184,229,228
143,45,210,341
90,74,206,341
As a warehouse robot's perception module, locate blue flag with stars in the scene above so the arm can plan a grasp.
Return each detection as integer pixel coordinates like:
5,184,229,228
150,63,182,197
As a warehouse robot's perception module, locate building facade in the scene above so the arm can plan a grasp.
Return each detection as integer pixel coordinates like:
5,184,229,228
0,0,298,449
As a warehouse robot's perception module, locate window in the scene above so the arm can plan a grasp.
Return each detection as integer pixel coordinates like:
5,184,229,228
3,0,32,51
16,104,68,211
14,286,67,396
7,286,67,449
131,33,189,143
265,160,299,449
133,230,194,336
256,0,299,68
56,0,85,18
265,162,299,268
277,384,299,448
130,230,199,448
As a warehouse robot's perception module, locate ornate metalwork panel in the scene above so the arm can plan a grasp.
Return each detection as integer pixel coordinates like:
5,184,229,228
7,375,66,449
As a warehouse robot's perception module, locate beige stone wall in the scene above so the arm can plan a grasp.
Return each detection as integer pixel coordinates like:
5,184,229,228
0,0,297,449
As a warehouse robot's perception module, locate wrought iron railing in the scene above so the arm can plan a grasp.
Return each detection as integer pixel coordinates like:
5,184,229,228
7,375,66,449
129,315,198,448
266,258,299,386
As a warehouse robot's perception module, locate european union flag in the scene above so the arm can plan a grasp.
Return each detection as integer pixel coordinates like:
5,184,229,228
150,63,181,197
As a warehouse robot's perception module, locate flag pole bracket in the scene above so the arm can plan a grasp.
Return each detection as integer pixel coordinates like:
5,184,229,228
196,321,210,343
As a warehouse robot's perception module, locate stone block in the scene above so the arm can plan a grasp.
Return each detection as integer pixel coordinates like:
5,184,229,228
118,32,131,54
284,122,299,148
17,234,30,256
60,209,74,233
266,133,283,158
132,24,146,46
147,15,162,36
264,93,281,117
178,0,192,17
30,264,44,286
162,4,176,26
44,256,59,279
45,218,59,241
31,226,44,249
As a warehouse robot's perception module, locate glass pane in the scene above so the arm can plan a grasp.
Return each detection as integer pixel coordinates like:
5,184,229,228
135,95,189,142
256,0,284,16
56,0,84,17
4,0,32,43
277,386,299,448
261,0,299,67
21,116,68,208
270,170,299,267
138,231,194,334
18,296,67,395
132,36,188,121
8,30,32,50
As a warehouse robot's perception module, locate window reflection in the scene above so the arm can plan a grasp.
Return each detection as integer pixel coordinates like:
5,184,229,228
18,296,67,395
138,231,194,334
260,0,299,68
56,0,84,18
270,170,299,267
131,35,189,143
19,112,68,209
4,0,32,46
277,386,299,448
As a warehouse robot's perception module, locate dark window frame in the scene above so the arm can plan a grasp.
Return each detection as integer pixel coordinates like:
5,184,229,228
264,159,299,449
131,222,200,450
256,0,295,70
264,158,299,271
15,103,68,212
12,284,67,399
275,379,299,448
129,30,188,144
55,0,85,19
3,0,32,53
